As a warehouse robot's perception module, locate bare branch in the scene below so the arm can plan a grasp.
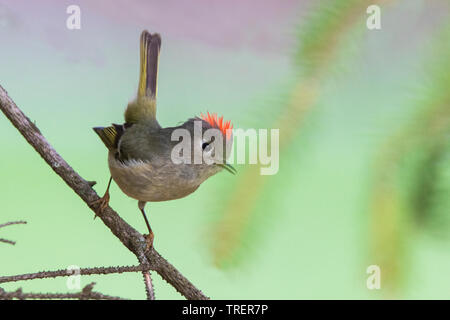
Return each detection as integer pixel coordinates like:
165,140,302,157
143,271,155,300
0,283,126,300
0,85,208,300
0,238,16,245
0,265,151,284
0,221,27,245
0,221,27,229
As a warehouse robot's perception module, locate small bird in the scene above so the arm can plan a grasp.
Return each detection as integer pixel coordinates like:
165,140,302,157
92,30,235,249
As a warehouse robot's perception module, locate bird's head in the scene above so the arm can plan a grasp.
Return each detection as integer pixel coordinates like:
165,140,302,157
174,112,235,178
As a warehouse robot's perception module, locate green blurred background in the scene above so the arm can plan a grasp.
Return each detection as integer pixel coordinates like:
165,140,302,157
0,0,449,299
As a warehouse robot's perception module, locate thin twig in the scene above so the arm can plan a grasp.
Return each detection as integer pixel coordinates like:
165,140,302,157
143,271,155,300
0,265,150,284
0,239,16,245
0,221,27,245
0,283,126,300
0,221,27,229
0,85,208,300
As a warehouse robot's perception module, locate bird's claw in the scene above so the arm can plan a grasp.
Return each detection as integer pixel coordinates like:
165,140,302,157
144,232,154,252
90,192,110,219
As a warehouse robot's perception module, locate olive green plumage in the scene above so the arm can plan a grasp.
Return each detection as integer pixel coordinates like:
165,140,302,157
92,31,234,248
125,31,160,124
93,30,234,203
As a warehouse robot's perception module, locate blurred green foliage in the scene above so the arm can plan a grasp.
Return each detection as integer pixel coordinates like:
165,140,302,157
1,0,449,299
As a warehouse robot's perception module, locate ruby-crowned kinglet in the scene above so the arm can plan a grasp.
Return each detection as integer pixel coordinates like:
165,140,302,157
92,31,234,249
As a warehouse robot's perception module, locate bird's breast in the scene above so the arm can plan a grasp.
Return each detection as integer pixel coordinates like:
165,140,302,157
108,153,200,202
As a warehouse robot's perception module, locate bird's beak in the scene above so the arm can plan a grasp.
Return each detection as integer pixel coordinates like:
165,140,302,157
217,163,236,175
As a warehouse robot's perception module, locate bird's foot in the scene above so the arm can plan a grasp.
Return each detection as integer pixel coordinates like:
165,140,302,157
144,232,154,252
90,192,110,219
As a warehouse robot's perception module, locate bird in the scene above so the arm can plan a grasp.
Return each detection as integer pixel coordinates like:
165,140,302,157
92,30,235,250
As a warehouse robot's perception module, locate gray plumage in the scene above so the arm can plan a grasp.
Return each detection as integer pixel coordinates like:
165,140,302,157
92,30,233,247
107,118,225,202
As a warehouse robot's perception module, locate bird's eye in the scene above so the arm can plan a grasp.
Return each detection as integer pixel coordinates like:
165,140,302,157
202,137,215,152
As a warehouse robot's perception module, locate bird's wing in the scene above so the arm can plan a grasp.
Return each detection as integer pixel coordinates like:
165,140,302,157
92,124,126,151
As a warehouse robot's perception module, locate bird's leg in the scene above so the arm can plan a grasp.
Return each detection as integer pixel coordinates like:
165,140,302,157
90,176,113,219
138,201,154,251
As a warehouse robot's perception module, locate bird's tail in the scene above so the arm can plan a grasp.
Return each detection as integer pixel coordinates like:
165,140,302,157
138,31,161,99
125,31,161,124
